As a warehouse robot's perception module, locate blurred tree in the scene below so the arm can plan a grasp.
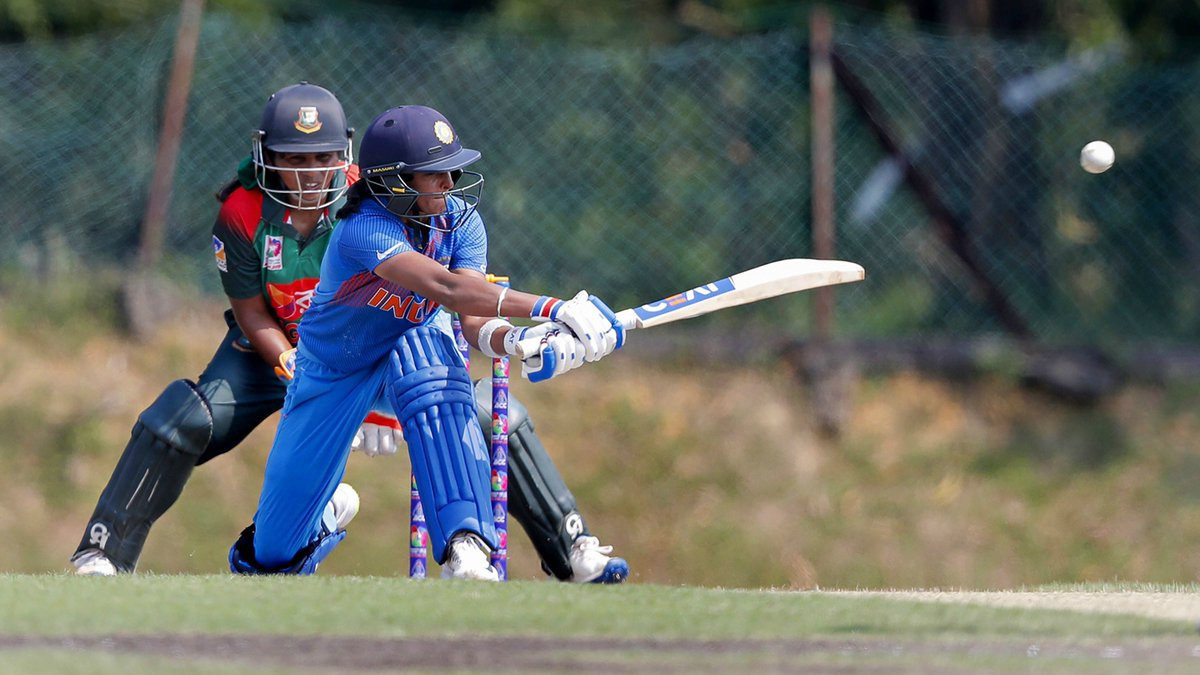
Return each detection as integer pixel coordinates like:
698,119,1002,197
0,0,496,41
1107,0,1200,62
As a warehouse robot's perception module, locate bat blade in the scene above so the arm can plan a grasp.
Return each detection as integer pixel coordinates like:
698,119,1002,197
513,258,864,361
616,258,865,330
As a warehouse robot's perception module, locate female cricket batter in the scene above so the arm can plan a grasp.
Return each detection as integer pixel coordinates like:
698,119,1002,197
227,104,625,580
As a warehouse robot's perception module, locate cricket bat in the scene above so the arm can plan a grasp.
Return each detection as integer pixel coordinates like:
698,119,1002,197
514,258,865,359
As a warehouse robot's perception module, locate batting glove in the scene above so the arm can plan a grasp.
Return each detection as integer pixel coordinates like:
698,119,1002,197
530,291,624,362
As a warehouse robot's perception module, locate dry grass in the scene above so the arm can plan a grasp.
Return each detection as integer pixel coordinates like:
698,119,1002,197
3,279,1200,589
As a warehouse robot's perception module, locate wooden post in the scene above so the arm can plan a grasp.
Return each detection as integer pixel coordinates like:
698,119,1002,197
806,7,855,437
136,0,204,269
810,6,835,340
123,0,204,339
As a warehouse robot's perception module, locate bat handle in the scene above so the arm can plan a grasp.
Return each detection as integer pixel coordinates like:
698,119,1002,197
513,335,546,360
614,309,638,331
513,311,638,360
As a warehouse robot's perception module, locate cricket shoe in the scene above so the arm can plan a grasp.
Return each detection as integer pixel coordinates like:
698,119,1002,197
569,535,629,584
72,548,117,577
320,483,360,534
440,532,500,581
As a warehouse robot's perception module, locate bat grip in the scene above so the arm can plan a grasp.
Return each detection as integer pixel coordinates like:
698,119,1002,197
513,311,637,360
513,335,548,360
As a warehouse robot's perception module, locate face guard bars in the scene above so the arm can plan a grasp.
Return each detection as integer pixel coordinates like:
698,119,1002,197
363,169,484,233
252,132,355,211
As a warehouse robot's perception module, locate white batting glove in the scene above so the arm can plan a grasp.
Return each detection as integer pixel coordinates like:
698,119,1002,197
530,291,624,362
501,321,569,357
518,332,587,383
351,410,403,458
498,321,585,382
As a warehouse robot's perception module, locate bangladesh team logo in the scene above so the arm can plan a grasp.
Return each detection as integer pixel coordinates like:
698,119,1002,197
294,106,322,133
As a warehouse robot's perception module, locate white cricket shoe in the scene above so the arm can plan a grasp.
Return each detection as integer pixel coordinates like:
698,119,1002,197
331,483,360,531
569,535,629,584
72,548,116,577
440,532,500,581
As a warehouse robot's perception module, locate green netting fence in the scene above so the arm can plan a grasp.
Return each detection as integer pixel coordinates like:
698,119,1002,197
1,11,1196,349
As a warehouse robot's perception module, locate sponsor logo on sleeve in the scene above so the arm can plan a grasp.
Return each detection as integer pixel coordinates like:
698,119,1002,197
376,241,405,261
213,236,227,272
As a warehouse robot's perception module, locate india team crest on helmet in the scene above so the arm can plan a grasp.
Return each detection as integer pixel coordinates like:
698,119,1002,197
433,120,454,144
294,106,322,134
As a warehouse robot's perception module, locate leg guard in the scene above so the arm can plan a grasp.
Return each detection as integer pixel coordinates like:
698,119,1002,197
72,379,212,572
388,326,495,564
475,379,585,581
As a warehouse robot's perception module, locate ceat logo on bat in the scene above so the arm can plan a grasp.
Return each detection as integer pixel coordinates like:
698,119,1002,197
633,277,735,320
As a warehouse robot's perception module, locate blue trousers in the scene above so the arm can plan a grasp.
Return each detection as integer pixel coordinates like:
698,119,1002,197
251,328,496,568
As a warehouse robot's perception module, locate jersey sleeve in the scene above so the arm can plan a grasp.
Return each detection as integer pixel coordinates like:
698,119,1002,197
449,207,488,275
212,188,263,299
336,210,415,272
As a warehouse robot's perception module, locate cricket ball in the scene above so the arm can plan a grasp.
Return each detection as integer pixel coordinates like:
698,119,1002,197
1080,140,1115,174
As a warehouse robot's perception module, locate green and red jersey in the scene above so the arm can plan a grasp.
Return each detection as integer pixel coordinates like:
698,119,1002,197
211,163,359,345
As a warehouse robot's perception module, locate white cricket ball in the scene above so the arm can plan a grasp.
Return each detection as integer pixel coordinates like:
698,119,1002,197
1080,140,1114,174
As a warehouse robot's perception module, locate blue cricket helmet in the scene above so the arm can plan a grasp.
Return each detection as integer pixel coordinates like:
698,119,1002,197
358,105,483,230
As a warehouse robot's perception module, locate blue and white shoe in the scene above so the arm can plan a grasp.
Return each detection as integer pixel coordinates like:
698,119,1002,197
440,532,500,581
569,535,629,584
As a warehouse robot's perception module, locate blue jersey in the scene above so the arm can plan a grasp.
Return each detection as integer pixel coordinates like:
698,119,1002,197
297,199,487,369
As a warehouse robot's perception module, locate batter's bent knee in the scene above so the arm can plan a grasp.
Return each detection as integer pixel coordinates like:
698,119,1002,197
229,524,346,575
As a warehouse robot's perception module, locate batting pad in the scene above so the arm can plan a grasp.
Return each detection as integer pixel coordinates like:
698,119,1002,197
387,326,496,563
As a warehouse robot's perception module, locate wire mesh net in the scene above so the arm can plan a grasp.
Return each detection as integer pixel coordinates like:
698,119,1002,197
1,11,1194,349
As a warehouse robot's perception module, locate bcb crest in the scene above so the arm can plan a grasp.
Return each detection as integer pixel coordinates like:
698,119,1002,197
294,106,323,134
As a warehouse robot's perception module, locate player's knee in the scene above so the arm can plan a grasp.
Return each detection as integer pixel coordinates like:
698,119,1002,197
388,326,474,414
228,524,346,575
137,379,213,458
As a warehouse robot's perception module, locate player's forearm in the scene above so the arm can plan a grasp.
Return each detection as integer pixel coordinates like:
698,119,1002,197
434,278,544,323
460,314,510,354
377,252,545,319
242,323,294,366
228,297,294,367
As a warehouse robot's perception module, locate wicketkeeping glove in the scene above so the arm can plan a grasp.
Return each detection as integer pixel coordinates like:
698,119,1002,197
275,348,297,383
352,410,403,458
